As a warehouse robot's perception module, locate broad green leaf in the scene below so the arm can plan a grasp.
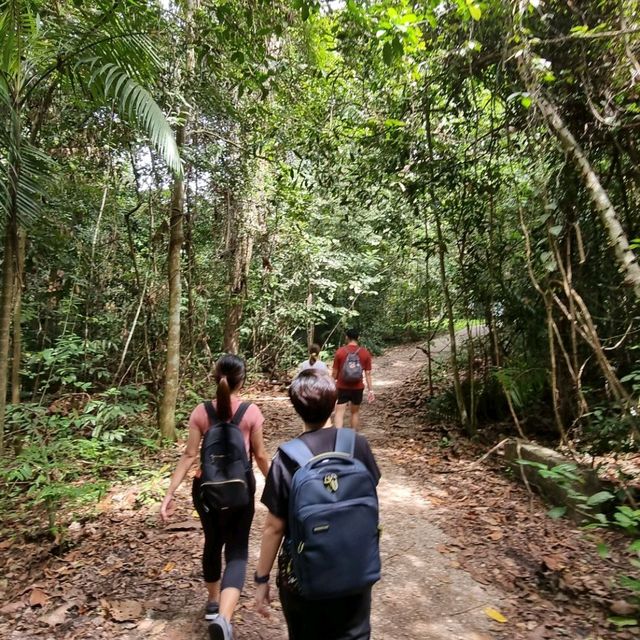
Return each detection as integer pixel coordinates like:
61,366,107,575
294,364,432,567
608,617,638,628
84,61,182,177
570,25,589,34
547,506,567,519
586,491,615,506
516,459,548,470
466,0,482,21
382,42,393,65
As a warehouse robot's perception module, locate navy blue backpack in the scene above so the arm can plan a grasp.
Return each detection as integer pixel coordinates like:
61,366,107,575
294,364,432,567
279,428,381,600
199,401,252,511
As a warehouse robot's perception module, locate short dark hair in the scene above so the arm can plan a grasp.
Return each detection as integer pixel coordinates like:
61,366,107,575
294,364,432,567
289,370,337,426
346,328,359,340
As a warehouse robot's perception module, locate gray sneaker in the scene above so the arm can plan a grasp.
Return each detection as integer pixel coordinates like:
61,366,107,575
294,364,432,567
208,614,233,640
204,601,219,621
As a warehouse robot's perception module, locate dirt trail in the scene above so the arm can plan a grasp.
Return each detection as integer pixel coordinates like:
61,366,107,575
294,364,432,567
0,336,508,640
362,339,505,640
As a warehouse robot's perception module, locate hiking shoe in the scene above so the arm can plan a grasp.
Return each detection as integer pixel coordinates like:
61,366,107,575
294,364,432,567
204,601,219,621
208,614,233,640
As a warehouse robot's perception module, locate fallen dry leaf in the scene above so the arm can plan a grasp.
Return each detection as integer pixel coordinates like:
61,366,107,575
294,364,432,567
29,588,49,607
41,603,71,626
483,606,507,623
0,600,25,614
610,600,638,616
541,555,564,571
162,561,175,572
105,599,144,622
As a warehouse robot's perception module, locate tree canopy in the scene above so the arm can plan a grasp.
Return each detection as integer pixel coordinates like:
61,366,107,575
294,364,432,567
1,0,639,522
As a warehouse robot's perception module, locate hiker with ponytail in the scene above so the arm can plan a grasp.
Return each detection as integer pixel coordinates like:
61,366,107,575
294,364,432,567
160,354,269,640
296,343,329,376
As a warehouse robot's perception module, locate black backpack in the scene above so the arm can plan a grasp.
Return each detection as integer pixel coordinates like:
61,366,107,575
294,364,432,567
341,347,363,383
199,401,252,512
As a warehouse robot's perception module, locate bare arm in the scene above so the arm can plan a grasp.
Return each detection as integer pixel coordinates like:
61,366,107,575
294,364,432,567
255,512,286,616
160,424,201,522
250,427,270,478
365,371,375,401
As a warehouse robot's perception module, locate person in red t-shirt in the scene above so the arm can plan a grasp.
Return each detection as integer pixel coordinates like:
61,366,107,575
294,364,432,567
332,328,374,430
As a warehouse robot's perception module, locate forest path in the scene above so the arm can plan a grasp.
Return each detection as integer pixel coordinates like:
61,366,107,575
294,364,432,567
359,336,506,640
241,334,506,640
0,334,509,640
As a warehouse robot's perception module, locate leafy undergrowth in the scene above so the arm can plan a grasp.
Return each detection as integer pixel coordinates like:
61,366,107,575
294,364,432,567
380,371,640,639
0,381,292,640
0,407,170,549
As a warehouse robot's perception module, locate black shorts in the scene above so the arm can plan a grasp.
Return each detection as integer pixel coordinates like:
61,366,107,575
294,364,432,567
337,388,364,405
279,585,371,640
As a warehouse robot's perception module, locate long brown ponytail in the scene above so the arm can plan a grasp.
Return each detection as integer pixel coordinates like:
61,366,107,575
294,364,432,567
215,354,246,421
308,343,321,366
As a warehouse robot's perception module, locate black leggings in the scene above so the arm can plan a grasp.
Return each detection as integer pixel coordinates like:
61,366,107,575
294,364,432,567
192,477,255,590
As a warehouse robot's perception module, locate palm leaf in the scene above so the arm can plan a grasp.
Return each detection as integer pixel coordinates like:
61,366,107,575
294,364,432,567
0,151,52,230
0,117,53,229
82,58,182,176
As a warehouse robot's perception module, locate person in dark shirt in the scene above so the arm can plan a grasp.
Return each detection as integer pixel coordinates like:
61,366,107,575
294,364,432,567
254,370,381,640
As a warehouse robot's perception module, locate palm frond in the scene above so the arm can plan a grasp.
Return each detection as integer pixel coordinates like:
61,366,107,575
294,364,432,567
0,122,53,230
82,58,182,176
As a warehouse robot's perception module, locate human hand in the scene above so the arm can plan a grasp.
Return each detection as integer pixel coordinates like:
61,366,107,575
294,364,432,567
160,494,176,523
367,390,375,403
255,583,271,617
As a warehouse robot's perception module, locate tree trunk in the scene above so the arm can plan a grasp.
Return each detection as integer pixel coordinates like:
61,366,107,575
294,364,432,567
422,205,434,395
10,228,25,404
423,89,470,430
0,221,16,454
519,61,640,300
434,212,471,432
222,158,266,354
158,140,185,440
545,292,568,443
306,290,314,347
184,166,196,353
157,0,195,440
222,193,255,354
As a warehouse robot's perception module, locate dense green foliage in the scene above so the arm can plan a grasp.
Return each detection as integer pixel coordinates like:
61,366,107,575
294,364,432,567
1,0,639,530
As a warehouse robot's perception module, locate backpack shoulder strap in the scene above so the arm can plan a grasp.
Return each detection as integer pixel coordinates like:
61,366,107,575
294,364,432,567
279,438,314,469
335,427,356,457
203,401,219,426
231,401,251,426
